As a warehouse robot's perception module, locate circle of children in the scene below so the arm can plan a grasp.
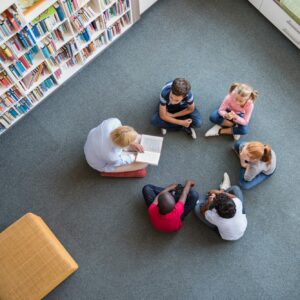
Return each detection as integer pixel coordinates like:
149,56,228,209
84,78,276,241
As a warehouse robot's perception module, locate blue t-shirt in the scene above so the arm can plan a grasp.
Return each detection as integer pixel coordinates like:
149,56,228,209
160,81,194,113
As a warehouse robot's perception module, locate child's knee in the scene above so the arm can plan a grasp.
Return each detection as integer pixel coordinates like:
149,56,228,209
193,117,202,128
239,181,252,190
142,185,152,195
150,113,160,126
209,110,222,124
189,190,199,200
238,126,249,135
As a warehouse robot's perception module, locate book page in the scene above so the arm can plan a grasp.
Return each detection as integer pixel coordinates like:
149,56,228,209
136,151,161,166
140,135,163,153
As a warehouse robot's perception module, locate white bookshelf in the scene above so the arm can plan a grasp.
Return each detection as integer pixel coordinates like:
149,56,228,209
0,0,133,135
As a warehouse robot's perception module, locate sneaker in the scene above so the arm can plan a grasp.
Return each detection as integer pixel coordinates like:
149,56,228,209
205,125,221,137
190,127,197,139
183,127,197,139
161,128,167,135
233,134,241,141
219,172,231,190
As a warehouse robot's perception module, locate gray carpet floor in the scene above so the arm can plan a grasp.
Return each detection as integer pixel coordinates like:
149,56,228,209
1,0,299,299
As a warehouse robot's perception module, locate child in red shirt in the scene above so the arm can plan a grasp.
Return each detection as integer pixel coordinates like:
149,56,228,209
142,180,198,232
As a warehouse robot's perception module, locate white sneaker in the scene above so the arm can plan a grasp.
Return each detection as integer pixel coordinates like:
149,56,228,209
219,172,231,190
190,127,197,139
233,134,241,141
205,125,221,137
161,128,167,135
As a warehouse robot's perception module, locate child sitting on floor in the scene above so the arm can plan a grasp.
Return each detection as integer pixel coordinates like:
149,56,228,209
233,141,276,189
151,78,202,139
205,82,258,140
142,180,198,232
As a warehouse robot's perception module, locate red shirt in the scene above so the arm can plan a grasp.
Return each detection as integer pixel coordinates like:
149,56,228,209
148,202,184,232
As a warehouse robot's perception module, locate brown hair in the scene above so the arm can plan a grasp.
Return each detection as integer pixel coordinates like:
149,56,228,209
171,78,191,96
110,126,137,148
245,141,272,165
229,82,258,102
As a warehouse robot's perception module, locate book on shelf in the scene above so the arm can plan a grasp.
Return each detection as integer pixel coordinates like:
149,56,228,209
81,41,95,59
45,22,69,48
135,135,164,166
0,86,23,112
19,61,49,90
0,96,32,131
0,0,133,134
40,36,57,57
94,33,106,48
0,71,13,88
0,26,37,61
0,6,23,39
63,52,82,67
55,40,77,63
70,6,97,31
101,0,114,7
26,74,57,102
30,4,65,39
8,45,39,79
107,12,130,40
62,0,91,17
0,26,36,63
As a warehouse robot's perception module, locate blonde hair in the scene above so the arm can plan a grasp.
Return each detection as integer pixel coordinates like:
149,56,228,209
229,82,258,103
245,141,272,165
110,126,138,148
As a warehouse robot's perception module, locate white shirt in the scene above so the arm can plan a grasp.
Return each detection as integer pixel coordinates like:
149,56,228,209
84,118,135,172
205,198,247,241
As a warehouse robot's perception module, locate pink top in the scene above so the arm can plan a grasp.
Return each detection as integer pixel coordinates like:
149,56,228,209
148,202,184,232
218,93,254,125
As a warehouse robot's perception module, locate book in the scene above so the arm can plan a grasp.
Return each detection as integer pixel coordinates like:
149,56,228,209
136,134,164,166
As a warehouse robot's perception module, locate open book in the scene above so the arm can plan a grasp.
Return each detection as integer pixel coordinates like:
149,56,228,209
136,134,164,166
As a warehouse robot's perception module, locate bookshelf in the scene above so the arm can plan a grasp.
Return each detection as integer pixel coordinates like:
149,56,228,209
0,0,133,135
249,0,300,49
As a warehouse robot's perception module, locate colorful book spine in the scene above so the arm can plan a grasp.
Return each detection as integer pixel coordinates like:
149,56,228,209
70,6,96,31
8,47,40,80
54,3,65,21
94,33,106,48
19,62,49,90
0,71,13,88
0,5,23,39
0,44,16,62
30,5,64,38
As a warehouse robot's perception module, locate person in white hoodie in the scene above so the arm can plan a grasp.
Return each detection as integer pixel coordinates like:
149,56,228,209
194,173,247,241
84,118,147,172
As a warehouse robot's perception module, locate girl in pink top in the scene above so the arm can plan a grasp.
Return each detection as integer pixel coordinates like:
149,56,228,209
205,82,258,140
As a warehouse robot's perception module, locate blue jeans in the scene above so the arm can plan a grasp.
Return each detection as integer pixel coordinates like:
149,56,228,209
194,186,245,231
234,141,275,190
142,184,199,220
151,107,202,130
209,109,249,135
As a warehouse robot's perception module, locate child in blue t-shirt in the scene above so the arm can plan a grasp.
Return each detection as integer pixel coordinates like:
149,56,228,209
151,78,202,139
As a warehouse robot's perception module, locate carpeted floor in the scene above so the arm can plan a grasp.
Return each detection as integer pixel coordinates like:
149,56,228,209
0,0,299,299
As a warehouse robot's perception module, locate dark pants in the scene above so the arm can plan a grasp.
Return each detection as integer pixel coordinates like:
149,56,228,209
234,141,275,190
142,184,199,220
194,186,245,231
209,109,249,135
151,107,203,130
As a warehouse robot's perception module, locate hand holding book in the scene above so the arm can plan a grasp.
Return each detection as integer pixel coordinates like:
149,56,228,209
129,143,144,153
136,134,164,166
